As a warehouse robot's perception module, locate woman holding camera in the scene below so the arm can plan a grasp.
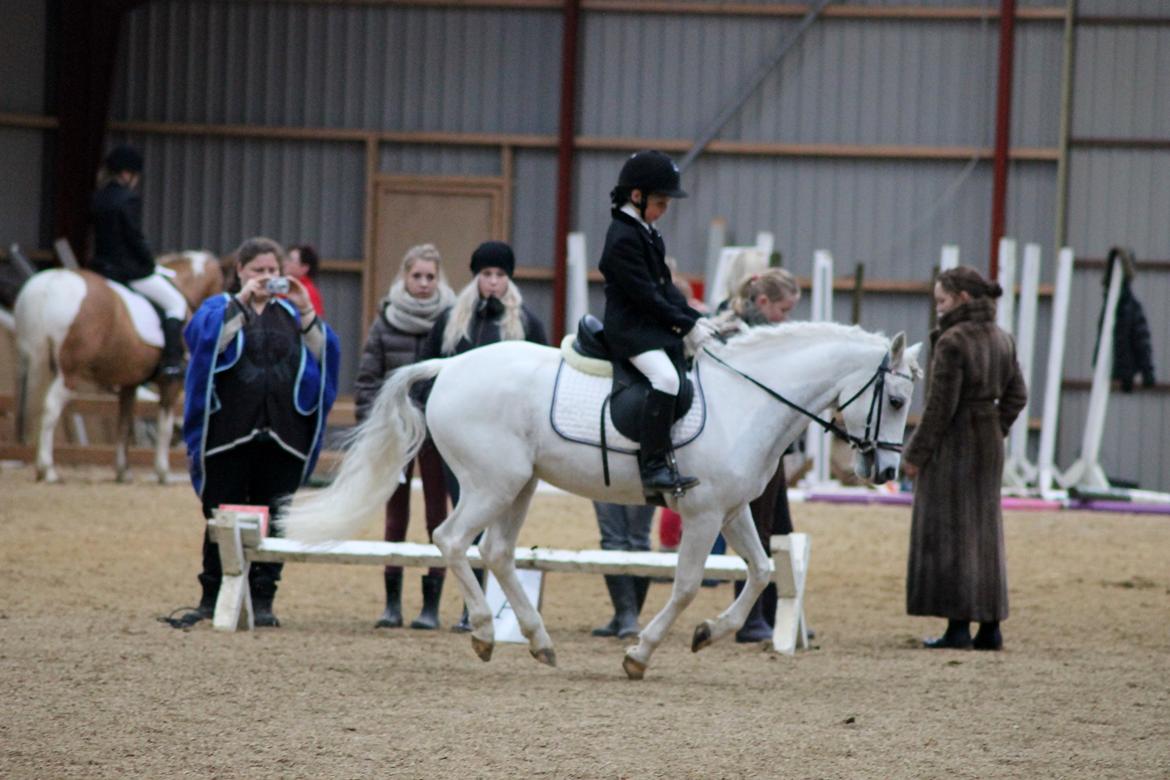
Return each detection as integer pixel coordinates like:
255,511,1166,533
174,237,340,628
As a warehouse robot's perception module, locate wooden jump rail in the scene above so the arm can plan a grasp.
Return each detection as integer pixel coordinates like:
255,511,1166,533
209,508,812,655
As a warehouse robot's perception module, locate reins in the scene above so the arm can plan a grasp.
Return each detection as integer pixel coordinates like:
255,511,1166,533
700,345,907,457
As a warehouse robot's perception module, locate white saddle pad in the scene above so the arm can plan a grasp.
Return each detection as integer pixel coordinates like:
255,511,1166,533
105,280,164,348
550,360,706,455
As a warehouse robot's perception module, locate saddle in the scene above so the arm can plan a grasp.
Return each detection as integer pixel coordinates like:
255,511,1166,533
104,279,165,349
572,315,694,442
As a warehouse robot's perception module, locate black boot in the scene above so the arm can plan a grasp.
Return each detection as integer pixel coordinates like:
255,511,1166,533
451,568,485,633
252,588,280,628
973,621,1003,651
160,317,185,379
639,389,699,497
924,619,971,649
606,575,641,639
590,573,620,637
632,576,650,617
734,580,773,643
375,570,403,628
410,574,444,630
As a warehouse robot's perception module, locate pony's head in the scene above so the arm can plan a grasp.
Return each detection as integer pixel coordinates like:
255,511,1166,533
835,331,922,483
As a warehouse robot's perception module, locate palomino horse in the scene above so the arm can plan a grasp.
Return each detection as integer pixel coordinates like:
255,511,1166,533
283,322,922,678
13,251,223,483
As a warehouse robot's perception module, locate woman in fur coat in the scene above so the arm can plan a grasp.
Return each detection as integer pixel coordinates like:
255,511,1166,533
902,266,1027,651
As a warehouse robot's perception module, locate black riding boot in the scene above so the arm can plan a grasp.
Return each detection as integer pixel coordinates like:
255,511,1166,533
973,621,1003,651
639,389,699,497
632,575,650,617
410,574,444,630
924,619,971,649
734,580,773,643
375,570,403,628
252,584,280,628
451,568,485,633
160,317,185,379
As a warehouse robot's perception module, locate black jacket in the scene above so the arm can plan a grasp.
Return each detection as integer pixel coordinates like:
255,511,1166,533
1098,283,1156,392
422,298,547,359
598,209,701,361
90,181,155,283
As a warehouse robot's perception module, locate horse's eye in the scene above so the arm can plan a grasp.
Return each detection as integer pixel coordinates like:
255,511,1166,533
889,396,905,410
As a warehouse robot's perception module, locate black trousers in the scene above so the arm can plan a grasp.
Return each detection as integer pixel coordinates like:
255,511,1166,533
198,438,305,599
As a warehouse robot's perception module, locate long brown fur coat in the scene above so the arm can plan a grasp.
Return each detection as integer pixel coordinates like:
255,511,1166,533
903,297,1027,622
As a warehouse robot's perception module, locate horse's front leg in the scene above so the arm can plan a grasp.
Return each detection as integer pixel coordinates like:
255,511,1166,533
433,497,497,662
623,507,723,680
114,385,136,483
692,503,771,651
478,479,555,666
154,380,180,483
36,375,73,483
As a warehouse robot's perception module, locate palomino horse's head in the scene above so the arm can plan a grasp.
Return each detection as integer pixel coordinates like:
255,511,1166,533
158,250,225,312
835,331,922,483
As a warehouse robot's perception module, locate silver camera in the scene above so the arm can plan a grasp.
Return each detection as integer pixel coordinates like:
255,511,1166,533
266,276,290,295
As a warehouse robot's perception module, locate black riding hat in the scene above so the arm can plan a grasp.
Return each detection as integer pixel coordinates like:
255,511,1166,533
104,144,143,174
616,150,687,198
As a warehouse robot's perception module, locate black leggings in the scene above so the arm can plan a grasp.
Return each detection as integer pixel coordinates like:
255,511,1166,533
198,439,305,598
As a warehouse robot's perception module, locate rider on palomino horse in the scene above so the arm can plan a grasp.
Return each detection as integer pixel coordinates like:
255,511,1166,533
599,150,718,497
90,145,187,378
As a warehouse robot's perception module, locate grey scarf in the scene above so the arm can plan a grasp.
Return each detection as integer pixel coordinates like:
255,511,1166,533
382,280,454,335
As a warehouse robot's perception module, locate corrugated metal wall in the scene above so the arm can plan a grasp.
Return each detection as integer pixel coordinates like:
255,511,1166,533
2,1,1166,488
0,0,48,251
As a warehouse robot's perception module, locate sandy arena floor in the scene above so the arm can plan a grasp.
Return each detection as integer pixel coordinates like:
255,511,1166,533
1,464,1167,779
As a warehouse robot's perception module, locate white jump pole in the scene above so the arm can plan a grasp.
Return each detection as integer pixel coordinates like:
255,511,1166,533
1003,243,1041,488
996,237,1017,336
1036,248,1074,495
939,244,960,271
755,231,775,260
703,218,728,310
807,250,835,487
1060,256,1123,490
565,232,589,335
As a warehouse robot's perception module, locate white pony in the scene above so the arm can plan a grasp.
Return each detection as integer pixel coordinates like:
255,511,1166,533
283,322,922,679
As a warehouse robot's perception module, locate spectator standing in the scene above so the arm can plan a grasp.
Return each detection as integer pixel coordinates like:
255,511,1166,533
285,244,325,316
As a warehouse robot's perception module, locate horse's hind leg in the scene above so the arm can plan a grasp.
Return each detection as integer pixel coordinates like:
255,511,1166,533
36,374,73,483
433,491,511,662
154,381,180,483
477,478,555,666
623,508,723,680
114,385,135,483
691,504,771,651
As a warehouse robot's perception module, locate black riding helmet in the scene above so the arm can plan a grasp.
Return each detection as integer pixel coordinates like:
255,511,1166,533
610,150,687,219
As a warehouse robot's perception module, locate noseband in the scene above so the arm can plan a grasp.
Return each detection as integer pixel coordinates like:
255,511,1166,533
701,347,907,457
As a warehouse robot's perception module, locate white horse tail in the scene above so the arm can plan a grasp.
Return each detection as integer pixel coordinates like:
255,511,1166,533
280,358,446,543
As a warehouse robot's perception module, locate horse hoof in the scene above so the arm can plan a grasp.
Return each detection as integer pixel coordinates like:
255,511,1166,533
470,635,494,662
530,648,557,667
155,471,169,485
622,653,647,681
116,471,133,484
39,469,60,484
691,622,713,653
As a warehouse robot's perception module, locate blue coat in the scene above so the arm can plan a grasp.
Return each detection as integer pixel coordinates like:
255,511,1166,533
182,293,340,497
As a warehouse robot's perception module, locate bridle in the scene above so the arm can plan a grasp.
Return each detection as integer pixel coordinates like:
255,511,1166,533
701,346,910,459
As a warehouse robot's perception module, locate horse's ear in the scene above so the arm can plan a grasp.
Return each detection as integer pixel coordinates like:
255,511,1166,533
889,332,906,365
905,342,924,379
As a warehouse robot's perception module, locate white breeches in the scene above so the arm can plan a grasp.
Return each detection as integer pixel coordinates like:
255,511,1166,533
630,349,679,395
130,273,188,319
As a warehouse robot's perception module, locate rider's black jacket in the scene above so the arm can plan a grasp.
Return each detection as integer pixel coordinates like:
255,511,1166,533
90,180,155,283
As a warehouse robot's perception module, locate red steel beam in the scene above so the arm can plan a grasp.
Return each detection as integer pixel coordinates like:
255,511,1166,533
989,0,1017,278
551,0,581,344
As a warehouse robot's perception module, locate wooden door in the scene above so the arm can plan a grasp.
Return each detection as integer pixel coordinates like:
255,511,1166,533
369,176,505,326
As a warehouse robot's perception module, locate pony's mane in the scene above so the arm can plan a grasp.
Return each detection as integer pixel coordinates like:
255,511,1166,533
718,320,888,354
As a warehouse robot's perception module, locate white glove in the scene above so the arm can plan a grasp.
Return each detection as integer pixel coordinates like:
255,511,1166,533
684,318,718,352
